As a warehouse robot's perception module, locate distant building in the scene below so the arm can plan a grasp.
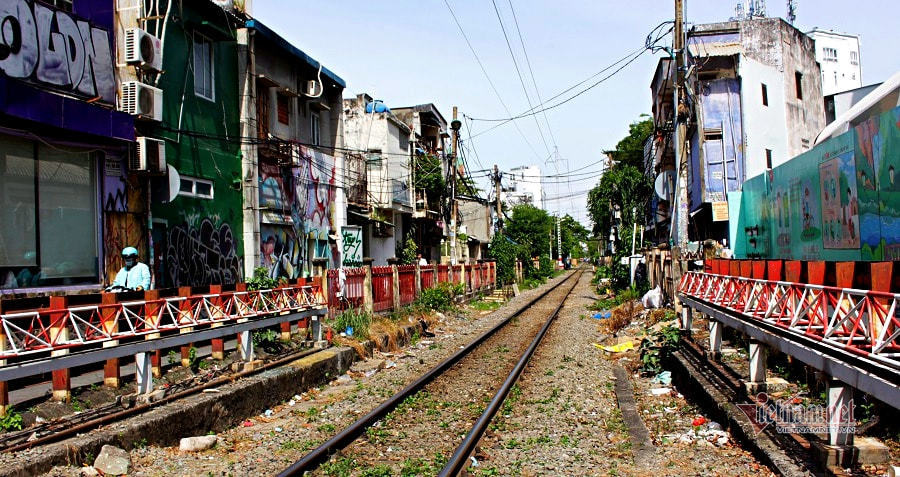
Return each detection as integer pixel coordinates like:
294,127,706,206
806,29,862,96
502,165,544,210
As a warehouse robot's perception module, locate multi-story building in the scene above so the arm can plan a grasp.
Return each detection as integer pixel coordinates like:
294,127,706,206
806,29,862,96
120,0,246,288
502,165,544,210
342,95,414,265
649,17,825,243
237,19,347,280
1,0,136,295
393,104,449,263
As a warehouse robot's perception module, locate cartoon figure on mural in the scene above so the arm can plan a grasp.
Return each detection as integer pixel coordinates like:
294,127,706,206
819,151,860,249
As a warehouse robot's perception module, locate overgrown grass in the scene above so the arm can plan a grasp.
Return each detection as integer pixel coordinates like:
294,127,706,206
330,308,372,339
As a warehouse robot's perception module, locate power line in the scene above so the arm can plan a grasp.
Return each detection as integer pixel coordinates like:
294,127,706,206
506,0,559,151
442,0,543,163
490,0,552,157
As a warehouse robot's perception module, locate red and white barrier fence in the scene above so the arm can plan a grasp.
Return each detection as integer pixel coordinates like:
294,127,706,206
679,271,900,369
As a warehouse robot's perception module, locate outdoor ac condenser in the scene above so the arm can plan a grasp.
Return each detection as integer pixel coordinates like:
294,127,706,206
124,28,162,72
121,81,163,121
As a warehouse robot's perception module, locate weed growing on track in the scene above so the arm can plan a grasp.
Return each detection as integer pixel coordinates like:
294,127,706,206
320,455,357,476
317,423,336,433
361,464,392,477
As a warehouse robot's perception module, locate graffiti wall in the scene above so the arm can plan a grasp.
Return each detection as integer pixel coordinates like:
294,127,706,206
165,217,241,287
734,105,900,261
259,146,339,279
0,0,117,103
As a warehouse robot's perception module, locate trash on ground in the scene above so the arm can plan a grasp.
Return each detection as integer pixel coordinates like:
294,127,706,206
692,417,707,427
651,370,672,385
263,409,274,417
649,387,672,396
241,420,254,427
385,361,397,369
641,286,663,309
593,341,634,353
592,311,612,319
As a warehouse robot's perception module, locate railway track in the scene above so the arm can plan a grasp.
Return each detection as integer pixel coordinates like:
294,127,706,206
279,269,584,476
0,344,320,454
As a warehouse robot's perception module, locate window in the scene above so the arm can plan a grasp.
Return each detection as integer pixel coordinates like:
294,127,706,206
850,51,859,65
794,72,803,100
276,93,290,125
178,176,214,199
0,135,99,289
311,113,321,146
761,83,768,106
822,47,838,62
49,0,73,11
193,32,214,101
765,149,773,169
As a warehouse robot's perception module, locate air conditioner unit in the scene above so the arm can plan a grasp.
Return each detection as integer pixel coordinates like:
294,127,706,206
124,28,162,71
132,137,166,173
306,80,321,97
121,81,163,121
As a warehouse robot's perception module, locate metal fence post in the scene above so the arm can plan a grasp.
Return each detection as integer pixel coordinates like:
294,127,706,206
100,292,120,388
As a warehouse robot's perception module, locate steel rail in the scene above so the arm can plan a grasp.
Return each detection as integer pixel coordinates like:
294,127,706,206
277,270,581,477
1,346,322,454
439,270,582,476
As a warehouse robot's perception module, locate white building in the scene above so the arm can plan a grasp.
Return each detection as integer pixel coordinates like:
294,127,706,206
502,165,544,210
806,28,862,96
342,94,414,265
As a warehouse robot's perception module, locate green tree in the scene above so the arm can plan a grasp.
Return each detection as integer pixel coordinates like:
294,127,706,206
414,153,445,208
588,115,654,253
557,214,589,259
488,233,517,285
605,115,654,170
505,204,553,258
401,236,418,264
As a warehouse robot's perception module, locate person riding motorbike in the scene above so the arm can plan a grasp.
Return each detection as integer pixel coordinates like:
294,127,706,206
107,247,151,292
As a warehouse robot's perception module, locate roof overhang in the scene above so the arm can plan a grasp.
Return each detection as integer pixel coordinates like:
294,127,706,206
245,19,347,88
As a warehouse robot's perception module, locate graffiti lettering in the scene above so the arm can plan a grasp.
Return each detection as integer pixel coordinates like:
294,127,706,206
166,219,241,287
341,226,362,267
0,0,116,103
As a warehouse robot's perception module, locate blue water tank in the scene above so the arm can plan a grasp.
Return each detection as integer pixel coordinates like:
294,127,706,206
366,100,390,114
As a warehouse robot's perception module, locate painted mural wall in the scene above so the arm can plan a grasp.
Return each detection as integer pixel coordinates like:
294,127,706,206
259,146,340,280
733,105,900,261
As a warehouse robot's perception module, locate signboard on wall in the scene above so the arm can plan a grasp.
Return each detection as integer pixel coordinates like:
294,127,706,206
712,201,729,221
0,0,117,103
341,226,363,267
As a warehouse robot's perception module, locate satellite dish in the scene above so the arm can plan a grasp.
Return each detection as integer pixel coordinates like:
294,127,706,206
655,170,675,200
167,164,181,202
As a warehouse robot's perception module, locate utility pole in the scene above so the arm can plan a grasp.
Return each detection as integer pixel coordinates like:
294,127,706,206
493,165,502,231
673,0,689,311
556,214,562,265
673,0,688,248
449,107,461,265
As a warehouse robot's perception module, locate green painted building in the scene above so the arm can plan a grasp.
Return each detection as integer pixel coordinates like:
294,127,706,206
140,1,245,287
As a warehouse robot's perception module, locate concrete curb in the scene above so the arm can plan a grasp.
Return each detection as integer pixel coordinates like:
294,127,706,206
0,347,358,477
670,348,814,477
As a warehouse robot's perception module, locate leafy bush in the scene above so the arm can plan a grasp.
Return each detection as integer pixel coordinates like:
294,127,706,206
252,328,281,352
401,237,418,265
415,282,463,312
0,408,23,432
595,263,630,291
639,325,681,374
247,266,280,291
331,307,372,339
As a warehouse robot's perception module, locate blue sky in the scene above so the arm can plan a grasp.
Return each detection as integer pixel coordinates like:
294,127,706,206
253,0,899,225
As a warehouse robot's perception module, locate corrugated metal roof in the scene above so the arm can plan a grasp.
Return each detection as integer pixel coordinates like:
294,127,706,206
688,43,741,57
